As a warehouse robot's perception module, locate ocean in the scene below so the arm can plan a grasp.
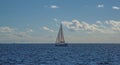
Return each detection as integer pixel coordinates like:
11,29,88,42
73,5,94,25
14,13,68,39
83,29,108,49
0,44,120,65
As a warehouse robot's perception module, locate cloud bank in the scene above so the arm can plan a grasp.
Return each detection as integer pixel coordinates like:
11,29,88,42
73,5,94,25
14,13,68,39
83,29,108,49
0,26,35,43
62,20,120,33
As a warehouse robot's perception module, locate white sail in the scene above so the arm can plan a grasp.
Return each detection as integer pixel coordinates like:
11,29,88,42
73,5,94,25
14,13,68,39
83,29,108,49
56,24,65,44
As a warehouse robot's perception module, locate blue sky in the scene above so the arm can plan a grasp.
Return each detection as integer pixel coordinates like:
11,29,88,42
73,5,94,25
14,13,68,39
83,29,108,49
0,0,120,43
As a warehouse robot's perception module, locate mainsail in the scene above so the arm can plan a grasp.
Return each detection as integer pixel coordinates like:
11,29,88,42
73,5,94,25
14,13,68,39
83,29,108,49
56,24,65,44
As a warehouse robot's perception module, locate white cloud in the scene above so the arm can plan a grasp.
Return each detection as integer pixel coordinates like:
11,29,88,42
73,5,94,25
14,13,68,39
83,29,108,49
43,26,54,32
0,26,34,37
97,4,104,8
96,21,102,24
106,20,120,32
0,26,36,43
50,5,59,9
62,20,120,33
62,20,102,32
106,20,120,27
0,26,15,33
53,18,58,21
112,6,120,10
26,29,34,32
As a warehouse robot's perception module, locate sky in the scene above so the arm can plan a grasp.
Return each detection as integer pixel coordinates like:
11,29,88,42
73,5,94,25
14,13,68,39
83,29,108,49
0,0,120,43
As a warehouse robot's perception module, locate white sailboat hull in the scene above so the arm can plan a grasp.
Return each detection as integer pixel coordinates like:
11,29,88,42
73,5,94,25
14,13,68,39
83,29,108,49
55,43,68,46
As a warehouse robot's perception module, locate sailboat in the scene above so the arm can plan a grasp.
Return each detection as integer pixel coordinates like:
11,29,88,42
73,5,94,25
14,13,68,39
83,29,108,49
55,24,68,46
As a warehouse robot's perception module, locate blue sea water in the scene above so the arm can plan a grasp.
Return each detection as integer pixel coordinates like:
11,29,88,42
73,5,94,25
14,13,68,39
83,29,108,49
0,44,120,65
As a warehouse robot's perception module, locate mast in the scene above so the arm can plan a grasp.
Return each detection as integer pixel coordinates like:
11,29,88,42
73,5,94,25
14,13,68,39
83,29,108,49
56,24,65,43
